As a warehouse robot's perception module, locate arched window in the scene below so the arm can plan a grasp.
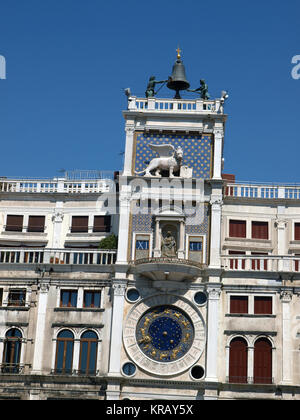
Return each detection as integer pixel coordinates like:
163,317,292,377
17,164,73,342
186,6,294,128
54,330,74,374
79,331,98,375
2,328,22,373
229,337,248,383
254,338,272,384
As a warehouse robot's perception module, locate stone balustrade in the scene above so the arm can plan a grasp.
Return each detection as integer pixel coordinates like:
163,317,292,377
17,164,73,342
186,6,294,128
0,248,117,265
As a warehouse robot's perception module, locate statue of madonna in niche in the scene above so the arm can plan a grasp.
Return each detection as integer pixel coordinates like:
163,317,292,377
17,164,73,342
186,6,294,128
161,230,177,258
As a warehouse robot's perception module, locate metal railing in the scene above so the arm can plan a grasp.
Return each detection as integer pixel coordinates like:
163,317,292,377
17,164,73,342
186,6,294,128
50,369,99,376
0,363,26,374
226,375,274,384
0,248,117,265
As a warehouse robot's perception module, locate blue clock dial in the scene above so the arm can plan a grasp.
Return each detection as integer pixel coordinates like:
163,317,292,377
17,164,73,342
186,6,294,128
136,305,194,362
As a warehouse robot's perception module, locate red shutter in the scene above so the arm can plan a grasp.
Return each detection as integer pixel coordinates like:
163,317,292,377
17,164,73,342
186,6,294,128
71,216,89,233
295,254,300,271
229,338,248,383
229,220,246,238
254,296,272,314
252,222,268,239
230,296,248,314
295,223,300,240
93,216,111,232
6,215,23,232
28,216,45,232
254,338,272,384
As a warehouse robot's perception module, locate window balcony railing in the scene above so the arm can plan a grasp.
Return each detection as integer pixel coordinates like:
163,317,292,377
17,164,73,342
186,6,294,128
226,376,274,385
50,369,99,376
222,255,300,273
0,363,26,374
0,248,117,266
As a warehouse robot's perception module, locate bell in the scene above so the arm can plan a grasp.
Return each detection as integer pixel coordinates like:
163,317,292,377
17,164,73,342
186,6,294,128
167,50,190,99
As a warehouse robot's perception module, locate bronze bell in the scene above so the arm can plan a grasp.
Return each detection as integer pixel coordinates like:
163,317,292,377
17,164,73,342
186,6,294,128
167,49,190,99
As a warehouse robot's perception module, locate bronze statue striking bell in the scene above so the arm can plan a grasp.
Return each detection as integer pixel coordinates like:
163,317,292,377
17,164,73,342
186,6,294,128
167,52,190,99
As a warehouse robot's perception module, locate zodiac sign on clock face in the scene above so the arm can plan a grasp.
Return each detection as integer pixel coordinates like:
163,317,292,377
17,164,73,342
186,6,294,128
136,305,194,363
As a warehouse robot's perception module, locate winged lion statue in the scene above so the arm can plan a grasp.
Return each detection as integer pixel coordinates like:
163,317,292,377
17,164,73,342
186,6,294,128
135,143,183,177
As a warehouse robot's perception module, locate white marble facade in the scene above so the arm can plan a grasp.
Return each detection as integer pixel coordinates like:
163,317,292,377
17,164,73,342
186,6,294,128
0,94,298,401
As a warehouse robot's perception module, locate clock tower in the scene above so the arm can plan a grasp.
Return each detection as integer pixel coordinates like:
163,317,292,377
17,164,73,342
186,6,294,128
107,51,228,399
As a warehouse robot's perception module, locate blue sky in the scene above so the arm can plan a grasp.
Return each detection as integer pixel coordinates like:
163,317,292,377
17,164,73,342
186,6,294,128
0,0,299,182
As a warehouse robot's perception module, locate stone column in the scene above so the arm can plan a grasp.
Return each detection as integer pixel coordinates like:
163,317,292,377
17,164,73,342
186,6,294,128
123,126,135,176
51,207,64,249
178,220,185,259
275,217,288,271
281,289,293,384
206,285,221,382
116,191,131,264
212,128,223,180
248,345,254,384
153,218,160,258
108,281,127,376
209,197,223,268
31,279,50,374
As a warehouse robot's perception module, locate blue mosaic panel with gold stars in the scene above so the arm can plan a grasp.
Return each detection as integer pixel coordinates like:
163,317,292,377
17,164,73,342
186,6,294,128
134,133,212,179
136,305,194,363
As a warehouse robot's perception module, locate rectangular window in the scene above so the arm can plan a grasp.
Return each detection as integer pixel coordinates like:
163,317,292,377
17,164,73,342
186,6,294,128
252,221,268,240
295,223,300,240
60,290,78,308
71,216,89,233
189,241,202,251
230,296,248,314
8,289,26,307
93,215,111,233
28,215,45,232
254,296,272,314
6,215,23,232
136,240,149,250
83,291,101,308
229,220,246,238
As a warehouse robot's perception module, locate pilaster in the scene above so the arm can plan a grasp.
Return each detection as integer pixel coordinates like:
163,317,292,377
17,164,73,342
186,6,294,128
205,284,221,382
108,280,127,375
31,279,50,374
209,196,223,268
280,288,293,384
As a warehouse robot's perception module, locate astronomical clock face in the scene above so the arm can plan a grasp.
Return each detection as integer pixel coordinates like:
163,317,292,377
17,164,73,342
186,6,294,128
123,294,206,376
136,305,194,363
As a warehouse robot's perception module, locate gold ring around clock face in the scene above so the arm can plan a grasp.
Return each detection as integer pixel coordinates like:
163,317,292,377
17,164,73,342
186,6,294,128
136,305,194,362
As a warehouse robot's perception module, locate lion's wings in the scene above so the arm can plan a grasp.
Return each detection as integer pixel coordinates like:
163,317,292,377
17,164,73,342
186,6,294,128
149,144,175,158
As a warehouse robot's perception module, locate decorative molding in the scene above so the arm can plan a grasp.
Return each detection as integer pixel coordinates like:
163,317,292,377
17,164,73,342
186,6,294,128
206,287,221,300
38,280,50,293
280,289,293,303
112,282,127,296
52,211,64,223
274,219,287,229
